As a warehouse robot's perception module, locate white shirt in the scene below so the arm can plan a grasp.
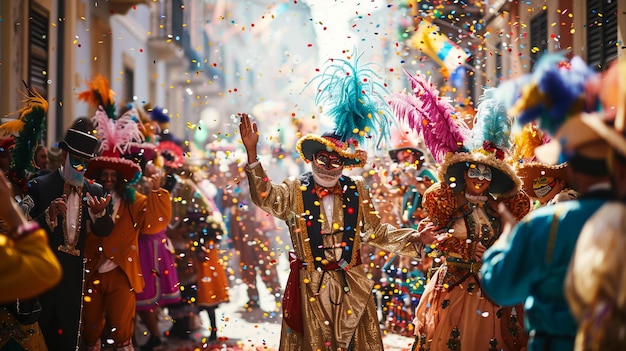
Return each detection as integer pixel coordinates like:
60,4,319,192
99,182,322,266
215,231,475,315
248,160,336,226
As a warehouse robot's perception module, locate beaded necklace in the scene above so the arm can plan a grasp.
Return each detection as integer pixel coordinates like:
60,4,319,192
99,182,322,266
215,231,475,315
57,182,83,256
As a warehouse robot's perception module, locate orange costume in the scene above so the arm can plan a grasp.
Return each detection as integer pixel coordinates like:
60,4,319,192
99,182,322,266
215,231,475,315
80,107,173,350
82,184,171,350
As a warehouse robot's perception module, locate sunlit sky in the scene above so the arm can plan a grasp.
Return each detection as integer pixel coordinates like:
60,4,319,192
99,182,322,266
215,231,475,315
305,0,386,62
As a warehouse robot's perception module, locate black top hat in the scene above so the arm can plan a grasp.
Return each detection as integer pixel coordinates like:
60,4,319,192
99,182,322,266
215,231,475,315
58,129,98,159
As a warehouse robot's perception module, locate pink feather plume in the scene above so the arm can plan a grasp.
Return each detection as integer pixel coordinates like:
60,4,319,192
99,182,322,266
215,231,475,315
388,69,469,163
92,107,143,157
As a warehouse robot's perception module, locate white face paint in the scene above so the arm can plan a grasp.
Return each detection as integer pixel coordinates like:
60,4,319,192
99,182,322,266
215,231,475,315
467,163,492,181
63,156,86,186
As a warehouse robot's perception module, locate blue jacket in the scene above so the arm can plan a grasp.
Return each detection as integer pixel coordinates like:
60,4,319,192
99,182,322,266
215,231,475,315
480,191,611,351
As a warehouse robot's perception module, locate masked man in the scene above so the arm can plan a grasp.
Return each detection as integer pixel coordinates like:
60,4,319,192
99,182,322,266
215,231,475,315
239,113,424,351
27,120,114,350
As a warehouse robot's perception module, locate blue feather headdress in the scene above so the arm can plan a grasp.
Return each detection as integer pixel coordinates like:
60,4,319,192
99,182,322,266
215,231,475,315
441,87,521,198
510,53,596,135
296,52,393,168
466,88,512,152
310,52,393,146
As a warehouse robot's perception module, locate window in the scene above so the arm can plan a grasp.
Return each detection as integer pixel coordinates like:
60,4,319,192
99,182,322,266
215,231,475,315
29,3,49,99
586,0,618,70
123,67,134,107
530,10,548,69
495,42,503,82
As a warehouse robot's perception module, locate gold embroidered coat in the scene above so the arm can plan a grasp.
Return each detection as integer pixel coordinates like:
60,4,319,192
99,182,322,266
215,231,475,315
245,164,418,351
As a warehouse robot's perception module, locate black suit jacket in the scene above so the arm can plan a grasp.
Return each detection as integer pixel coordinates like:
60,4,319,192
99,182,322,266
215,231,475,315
27,170,114,349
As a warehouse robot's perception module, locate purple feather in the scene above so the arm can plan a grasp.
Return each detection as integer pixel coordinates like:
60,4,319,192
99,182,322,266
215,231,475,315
389,70,469,163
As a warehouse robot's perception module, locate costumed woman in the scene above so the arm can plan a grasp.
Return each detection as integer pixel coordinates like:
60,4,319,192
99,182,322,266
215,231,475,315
389,72,530,351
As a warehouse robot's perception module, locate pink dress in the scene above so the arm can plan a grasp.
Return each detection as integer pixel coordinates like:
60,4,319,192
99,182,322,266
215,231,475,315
136,229,181,311
413,183,529,351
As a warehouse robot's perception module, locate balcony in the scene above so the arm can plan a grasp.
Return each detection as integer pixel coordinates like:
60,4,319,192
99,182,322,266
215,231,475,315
147,0,185,61
108,0,152,15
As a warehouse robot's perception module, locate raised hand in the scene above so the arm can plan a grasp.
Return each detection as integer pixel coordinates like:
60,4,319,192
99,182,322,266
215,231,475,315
85,192,112,214
238,113,259,164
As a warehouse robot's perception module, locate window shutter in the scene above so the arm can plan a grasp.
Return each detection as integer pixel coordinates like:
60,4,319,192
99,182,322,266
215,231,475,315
530,11,548,70
28,3,49,99
587,0,618,70
123,67,134,107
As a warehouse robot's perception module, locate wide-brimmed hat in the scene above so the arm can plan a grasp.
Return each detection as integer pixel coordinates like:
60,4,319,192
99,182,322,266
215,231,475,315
84,108,143,183
85,155,141,182
439,145,521,198
157,140,184,169
388,138,426,168
59,129,98,159
517,161,569,196
296,131,368,169
388,147,424,162
535,112,611,165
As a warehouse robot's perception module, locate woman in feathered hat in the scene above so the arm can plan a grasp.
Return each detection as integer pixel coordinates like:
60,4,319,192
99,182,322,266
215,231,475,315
239,53,424,351
390,73,530,351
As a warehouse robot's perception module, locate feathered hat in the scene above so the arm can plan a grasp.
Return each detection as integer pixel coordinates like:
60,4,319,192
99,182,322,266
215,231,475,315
296,52,393,169
577,59,626,158
444,88,521,197
84,107,143,183
387,128,426,167
157,140,185,170
511,123,569,197
388,69,469,164
390,71,521,197
77,74,117,120
511,54,610,172
0,87,48,192
510,54,596,135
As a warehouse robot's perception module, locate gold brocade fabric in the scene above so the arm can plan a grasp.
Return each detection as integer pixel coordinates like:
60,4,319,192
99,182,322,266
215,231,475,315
0,307,47,351
245,165,418,351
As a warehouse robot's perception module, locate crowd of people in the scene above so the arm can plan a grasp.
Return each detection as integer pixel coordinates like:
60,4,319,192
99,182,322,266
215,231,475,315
0,79,284,351
1,54,625,351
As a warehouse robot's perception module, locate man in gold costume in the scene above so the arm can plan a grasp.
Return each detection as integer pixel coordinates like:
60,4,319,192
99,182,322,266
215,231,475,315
239,113,426,351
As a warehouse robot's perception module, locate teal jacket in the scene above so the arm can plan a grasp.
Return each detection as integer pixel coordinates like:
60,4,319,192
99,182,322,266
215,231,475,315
480,193,610,351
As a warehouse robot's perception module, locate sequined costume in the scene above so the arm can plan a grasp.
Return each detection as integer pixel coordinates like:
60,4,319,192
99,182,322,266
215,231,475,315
245,164,418,351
